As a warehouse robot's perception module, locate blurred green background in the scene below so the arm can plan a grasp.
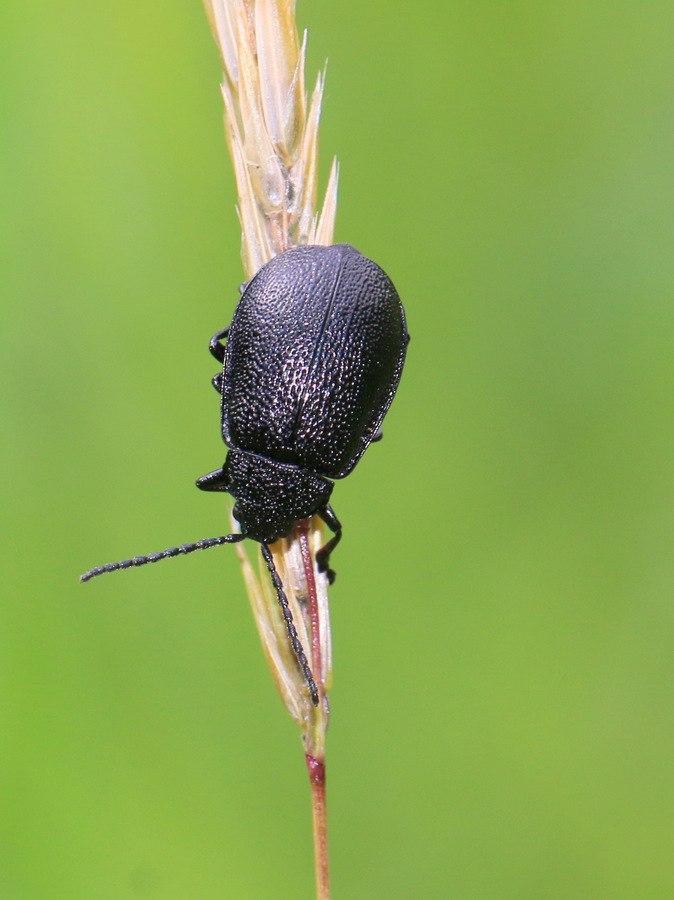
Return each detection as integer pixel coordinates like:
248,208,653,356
2,0,674,897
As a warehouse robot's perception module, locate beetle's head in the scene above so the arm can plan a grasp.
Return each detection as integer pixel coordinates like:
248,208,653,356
224,450,333,542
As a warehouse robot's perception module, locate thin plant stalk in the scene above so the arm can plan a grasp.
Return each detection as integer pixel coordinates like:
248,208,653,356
298,520,330,899
201,2,337,896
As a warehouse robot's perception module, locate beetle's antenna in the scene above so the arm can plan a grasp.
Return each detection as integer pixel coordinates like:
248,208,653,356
79,534,246,583
260,543,319,707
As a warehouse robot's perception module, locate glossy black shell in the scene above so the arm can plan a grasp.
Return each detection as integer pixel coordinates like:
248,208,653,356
220,243,408,478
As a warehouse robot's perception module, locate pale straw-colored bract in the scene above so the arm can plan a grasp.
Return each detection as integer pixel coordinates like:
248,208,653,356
202,0,336,740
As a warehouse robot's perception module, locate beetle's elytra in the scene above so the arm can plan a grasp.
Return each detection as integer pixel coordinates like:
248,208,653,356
81,243,409,705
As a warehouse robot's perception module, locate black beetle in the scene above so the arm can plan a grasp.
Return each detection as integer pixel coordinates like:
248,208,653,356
81,243,409,704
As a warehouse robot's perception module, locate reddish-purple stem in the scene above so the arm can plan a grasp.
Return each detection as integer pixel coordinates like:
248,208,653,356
305,752,329,900
297,520,329,899
297,520,323,697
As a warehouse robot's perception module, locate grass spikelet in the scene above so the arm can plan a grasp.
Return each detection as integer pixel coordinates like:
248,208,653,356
202,2,336,896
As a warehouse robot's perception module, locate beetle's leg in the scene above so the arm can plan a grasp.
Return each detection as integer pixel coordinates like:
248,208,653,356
316,504,342,585
209,327,230,364
196,468,229,492
372,427,383,443
260,544,319,706
212,371,224,394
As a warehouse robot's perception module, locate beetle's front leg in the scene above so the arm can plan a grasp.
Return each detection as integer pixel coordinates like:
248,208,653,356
209,327,230,364
316,504,342,584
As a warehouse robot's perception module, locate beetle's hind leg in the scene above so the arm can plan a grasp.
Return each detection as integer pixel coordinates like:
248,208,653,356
209,326,230,364
260,544,319,706
316,504,342,585
212,371,224,394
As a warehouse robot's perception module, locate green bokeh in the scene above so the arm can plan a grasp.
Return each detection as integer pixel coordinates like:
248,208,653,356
3,1,674,897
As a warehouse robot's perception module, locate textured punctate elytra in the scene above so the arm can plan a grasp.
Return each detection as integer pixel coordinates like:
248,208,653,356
81,243,409,706
222,244,407,480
